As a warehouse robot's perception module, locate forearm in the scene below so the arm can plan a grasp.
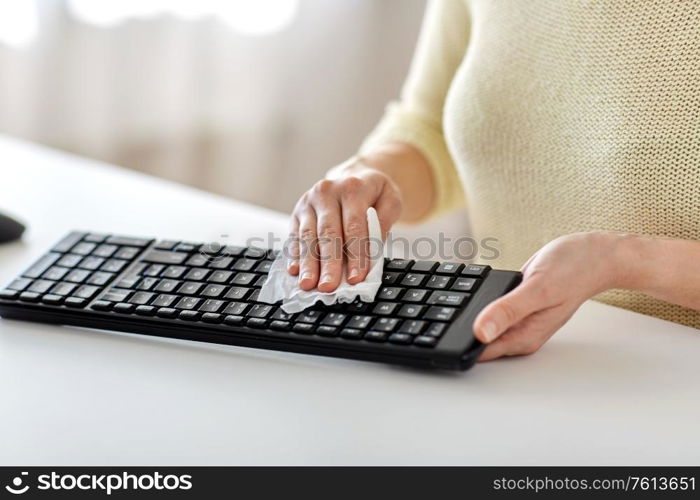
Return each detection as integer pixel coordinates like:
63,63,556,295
612,233,700,310
328,142,436,223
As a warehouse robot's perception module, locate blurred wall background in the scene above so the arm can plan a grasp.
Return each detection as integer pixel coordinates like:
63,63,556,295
0,0,426,213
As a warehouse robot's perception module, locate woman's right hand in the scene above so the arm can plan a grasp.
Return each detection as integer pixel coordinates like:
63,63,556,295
287,157,403,293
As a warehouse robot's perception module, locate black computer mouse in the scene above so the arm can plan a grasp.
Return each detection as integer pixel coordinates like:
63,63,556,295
0,212,25,243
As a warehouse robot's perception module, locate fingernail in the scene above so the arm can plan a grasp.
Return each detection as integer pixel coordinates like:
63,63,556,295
481,322,498,342
348,268,359,280
300,272,313,281
320,273,333,284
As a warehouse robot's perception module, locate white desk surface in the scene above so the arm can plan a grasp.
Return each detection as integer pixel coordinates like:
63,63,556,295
0,135,698,466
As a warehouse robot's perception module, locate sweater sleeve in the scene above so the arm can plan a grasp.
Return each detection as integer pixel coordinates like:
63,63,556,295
360,0,471,219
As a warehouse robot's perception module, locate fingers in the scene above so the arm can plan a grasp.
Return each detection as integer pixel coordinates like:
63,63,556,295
286,217,301,276
314,194,344,293
473,277,553,344
297,208,319,291
477,306,572,361
342,205,370,285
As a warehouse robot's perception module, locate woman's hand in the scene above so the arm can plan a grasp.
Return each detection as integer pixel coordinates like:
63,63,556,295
473,232,627,361
288,158,403,293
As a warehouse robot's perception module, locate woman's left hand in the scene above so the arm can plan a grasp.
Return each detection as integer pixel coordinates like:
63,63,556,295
473,231,626,361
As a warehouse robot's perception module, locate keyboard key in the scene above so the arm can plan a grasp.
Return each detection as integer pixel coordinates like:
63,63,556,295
346,300,372,312
222,245,245,257
64,297,87,308
156,307,178,318
154,279,180,293
224,287,249,301
248,304,273,318
427,291,469,306
397,304,425,318
186,255,209,267
90,300,112,311
50,282,76,296
253,275,267,287
399,320,427,335
451,277,479,292
377,287,403,300
231,273,256,286
414,335,438,347
175,242,198,252
178,281,203,295
347,315,372,329
93,244,118,258
19,291,41,302
317,326,338,337
223,302,248,315
270,320,291,331
426,275,451,289
364,330,388,342
373,317,398,332
74,285,100,299
425,323,447,337
208,271,232,283
154,240,178,250
202,313,223,323
200,299,225,312
233,259,257,271
321,313,347,326
246,318,267,328
209,257,233,269
143,264,166,277
115,247,141,260
292,323,314,334
152,294,177,307
57,254,83,268
129,292,154,305
340,328,362,339
436,262,463,275
373,302,398,315
224,315,245,326
142,250,187,265
297,310,322,324
78,256,105,270
179,310,200,321
136,277,159,290
113,302,135,314
42,266,69,281
8,278,32,291
52,232,85,253
175,297,200,310
101,259,128,273
135,305,156,316
0,289,18,300
86,271,114,286
400,273,426,287
71,242,97,256
255,260,273,273
102,289,131,302
247,289,261,302
106,236,152,247
411,261,438,273
83,233,107,243
162,266,187,279
424,306,457,322
201,284,226,297
386,259,412,270
41,294,64,305
23,253,60,278
382,272,401,285
271,309,294,321
388,333,413,345
461,264,490,278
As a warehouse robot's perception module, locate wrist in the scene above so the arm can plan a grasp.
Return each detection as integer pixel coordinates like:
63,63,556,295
603,231,656,291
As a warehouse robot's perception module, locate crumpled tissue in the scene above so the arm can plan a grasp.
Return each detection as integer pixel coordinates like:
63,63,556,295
259,207,384,313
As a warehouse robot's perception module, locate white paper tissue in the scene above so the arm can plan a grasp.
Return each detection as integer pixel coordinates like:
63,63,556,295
259,207,384,313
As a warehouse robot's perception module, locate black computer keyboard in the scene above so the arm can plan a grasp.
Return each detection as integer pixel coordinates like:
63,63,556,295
0,232,521,370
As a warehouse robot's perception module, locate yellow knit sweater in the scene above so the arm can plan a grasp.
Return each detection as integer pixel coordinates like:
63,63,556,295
363,0,700,327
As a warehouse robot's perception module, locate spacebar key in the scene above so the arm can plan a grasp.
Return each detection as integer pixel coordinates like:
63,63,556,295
141,250,187,265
